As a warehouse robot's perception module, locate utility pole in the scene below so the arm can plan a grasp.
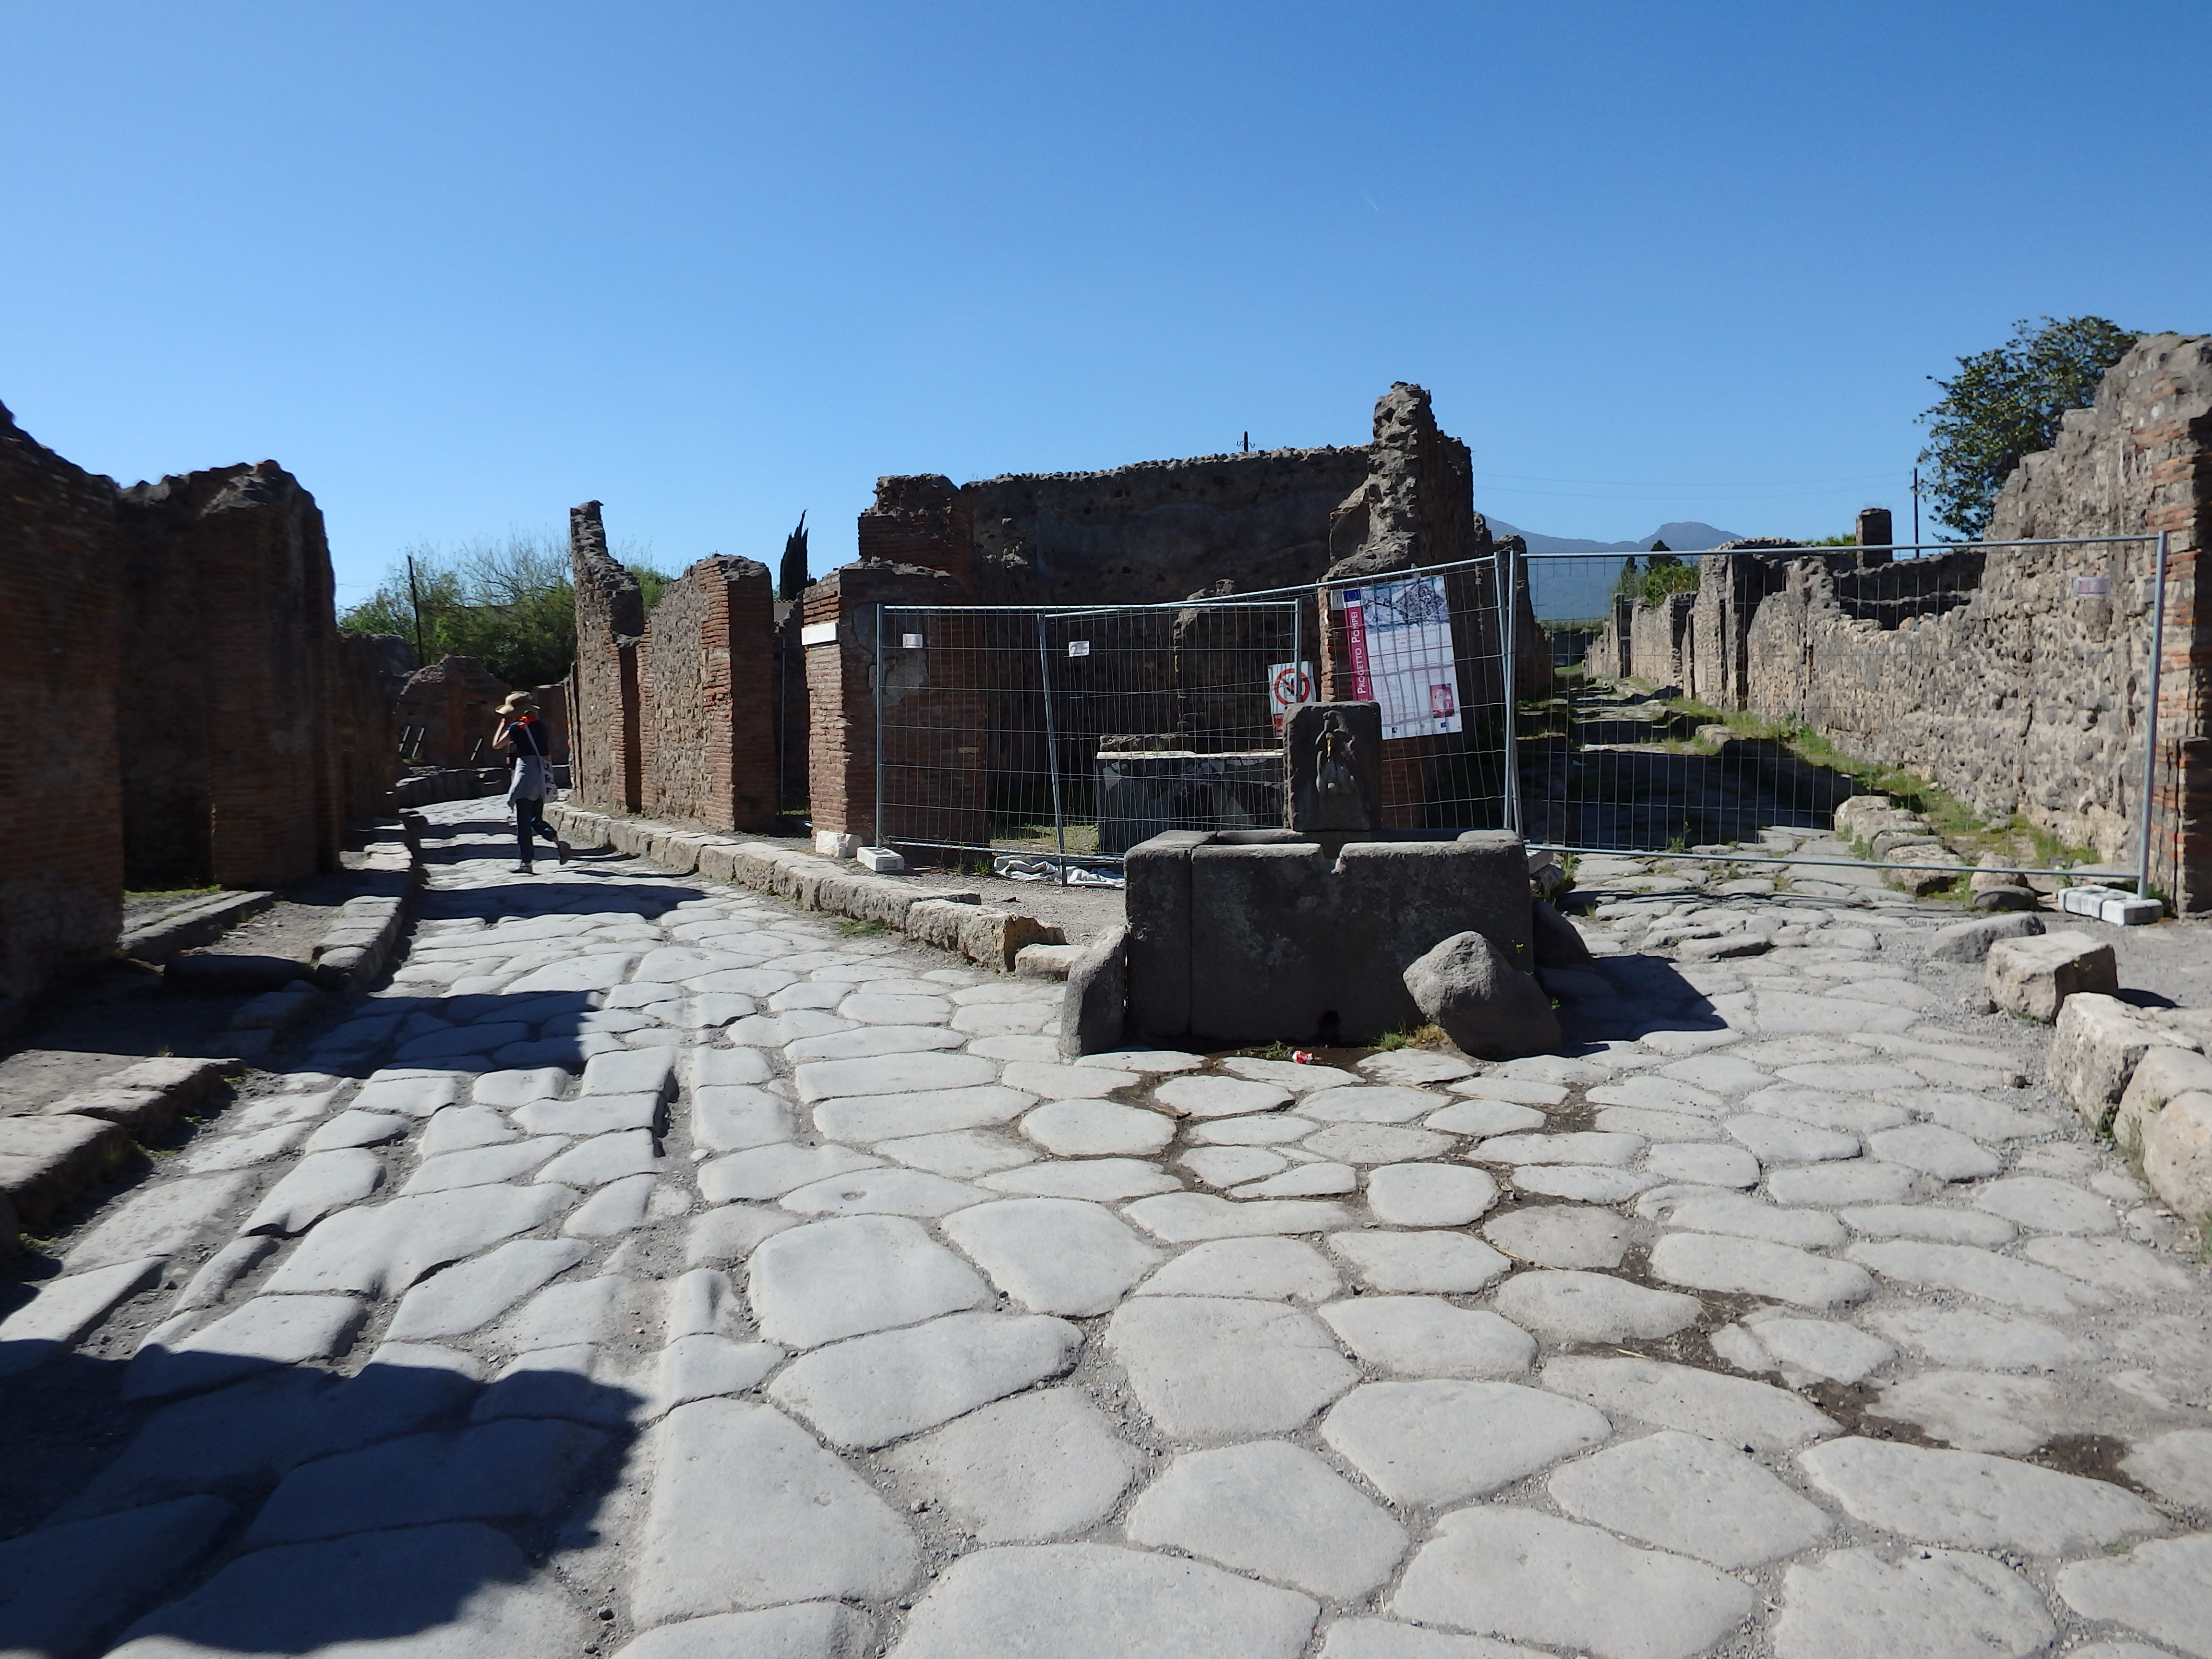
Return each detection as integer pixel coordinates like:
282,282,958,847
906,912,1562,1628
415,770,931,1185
1911,466,1922,549
1242,432,1250,454
406,553,426,668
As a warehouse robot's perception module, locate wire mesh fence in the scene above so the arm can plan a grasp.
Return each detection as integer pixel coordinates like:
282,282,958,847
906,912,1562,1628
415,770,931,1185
872,598,1305,869
1520,534,2169,892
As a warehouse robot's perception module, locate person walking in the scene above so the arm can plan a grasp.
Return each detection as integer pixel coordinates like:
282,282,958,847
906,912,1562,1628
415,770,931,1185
493,692,569,873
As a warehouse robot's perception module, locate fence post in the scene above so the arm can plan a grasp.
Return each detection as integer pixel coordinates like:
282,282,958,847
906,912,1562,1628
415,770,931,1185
1037,612,1068,880
1499,541,1522,837
2139,529,2170,900
872,605,886,852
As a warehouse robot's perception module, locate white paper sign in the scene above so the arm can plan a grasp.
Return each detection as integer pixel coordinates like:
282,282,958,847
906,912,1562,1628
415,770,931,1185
1338,575,1462,739
1067,640,1091,657
1268,661,1316,738
901,633,924,649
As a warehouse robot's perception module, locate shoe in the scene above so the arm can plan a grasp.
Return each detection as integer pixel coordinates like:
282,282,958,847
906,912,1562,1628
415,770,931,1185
556,839,571,865
511,863,535,874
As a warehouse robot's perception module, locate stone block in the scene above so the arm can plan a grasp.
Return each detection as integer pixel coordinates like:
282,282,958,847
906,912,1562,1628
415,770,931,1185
1985,930,2117,1022
2115,1044,2212,1154
1015,943,1083,980
2142,1090,2212,1227
2048,993,2190,1131
907,901,1064,972
1404,933,1560,1059
1058,926,1128,1058
0,1115,138,1231
1530,898,1594,967
1832,795,1899,837
1285,702,1383,836
43,1087,174,1133
1925,912,2044,963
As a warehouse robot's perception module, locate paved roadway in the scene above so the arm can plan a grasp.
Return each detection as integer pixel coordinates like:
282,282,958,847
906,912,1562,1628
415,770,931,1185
1,799,2209,1658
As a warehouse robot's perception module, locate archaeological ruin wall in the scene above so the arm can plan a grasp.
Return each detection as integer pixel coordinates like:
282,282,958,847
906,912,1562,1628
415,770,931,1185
569,500,645,814
639,555,778,832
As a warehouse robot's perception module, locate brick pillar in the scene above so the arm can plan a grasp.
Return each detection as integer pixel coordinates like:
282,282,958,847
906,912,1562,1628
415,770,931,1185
638,555,778,831
570,500,644,812
1856,507,1894,566
803,562,984,855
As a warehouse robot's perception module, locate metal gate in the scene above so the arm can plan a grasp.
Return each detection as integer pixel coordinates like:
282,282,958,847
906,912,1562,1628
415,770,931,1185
870,597,1304,871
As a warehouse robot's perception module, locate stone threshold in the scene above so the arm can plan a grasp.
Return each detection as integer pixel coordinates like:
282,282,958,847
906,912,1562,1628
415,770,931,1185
545,802,1066,973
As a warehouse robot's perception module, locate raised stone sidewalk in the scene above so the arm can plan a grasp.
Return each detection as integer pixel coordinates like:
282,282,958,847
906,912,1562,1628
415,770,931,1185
0,800,2208,1659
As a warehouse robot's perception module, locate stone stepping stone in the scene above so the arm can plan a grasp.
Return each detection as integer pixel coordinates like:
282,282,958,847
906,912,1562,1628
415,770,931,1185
1540,1354,1836,1451
880,1388,1137,1543
941,1198,1163,1315
1490,1269,1699,1343
1846,1239,2109,1314
876,1129,1037,1178
1319,1296,1534,1380
699,1143,882,1203
815,1085,1035,1143
1712,1314,1894,1385
1365,1164,1499,1227
264,1185,574,1298
1105,1297,1355,1437
1186,1114,1321,1147
1482,1206,1632,1268
1396,1509,1752,1659
981,1159,1181,1201
767,1310,1080,1448
1135,1238,1340,1303
1122,1192,1351,1242
1127,1440,1408,1599
1550,1429,1831,1567
1155,1076,1293,1119
1423,1100,1546,1137
1322,1379,1608,1506
1327,1230,1509,1294
891,1543,1317,1659
746,1214,989,1348
1649,1232,1874,1308
1301,1124,1454,1165
1020,1099,1174,1158
629,1401,916,1627
1300,1086,1448,1125
780,1168,991,1218
1801,1437,2164,1554
242,1150,385,1237
1776,1548,2055,1659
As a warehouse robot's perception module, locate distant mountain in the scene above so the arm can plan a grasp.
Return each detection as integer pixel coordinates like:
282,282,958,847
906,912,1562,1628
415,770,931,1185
1486,520,1748,624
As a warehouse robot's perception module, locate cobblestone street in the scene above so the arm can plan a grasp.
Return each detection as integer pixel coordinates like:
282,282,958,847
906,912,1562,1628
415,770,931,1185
4,796,2211,1659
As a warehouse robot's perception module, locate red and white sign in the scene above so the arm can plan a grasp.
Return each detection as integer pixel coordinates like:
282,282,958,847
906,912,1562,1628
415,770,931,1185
1268,661,1317,737
1335,575,1462,739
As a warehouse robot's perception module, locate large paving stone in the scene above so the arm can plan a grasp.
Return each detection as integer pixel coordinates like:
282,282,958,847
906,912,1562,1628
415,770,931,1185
0,1493,231,1657
126,1295,367,1400
1302,1123,1455,1163
386,1238,590,1341
1767,1160,1922,1205
418,1105,519,1156
0,1257,166,1376
1133,1237,1341,1302
515,1093,661,1137
1972,1174,2118,1234
300,1108,409,1155
264,1185,574,1298
244,1418,607,1545
1322,1379,1609,1505
700,1143,882,1202
786,1025,966,1063
1301,1085,1452,1124
1838,1202,2016,1245
1127,1440,1408,1599
1643,1142,1761,1188
402,1137,567,1195
780,1168,991,1218
535,1128,657,1187
1320,1296,1535,1378
879,1387,1136,1542
813,1085,1035,1142
631,1401,917,1627
652,1334,781,1416
1105,1296,1357,1438
2057,1533,2212,1659
1713,1314,1894,1384
876,1129,1037,1178
1318,1619,1553,1658
241,1149,384,1237
2122,1428,2212,1509
1327,1230,1510,1293
767,1310,1080,1448
684,1203,800,1268
1865,1124,2003,1181
940,1198,1163,1315
1508,1165,1660,1203
1389,1506,1754,1659
1638,1189,1846,1249
890,1543,1317,1659
1863,1369,2056,1455
612,1604,875,1659
1798,1437,2165,1553
471,1065,573,1107
1124,1191,1352,1241
1223,1055,1358,1090
579,1047,677,1098
1845,1239,2108,1313
1550,1429,1830,1567
1648,1232,1874,1308
1724,1112,1860,1163
795,1052,998,1104
1181,1145,1290,1188
1154,1075,1293,1118
352,1074,462,1117
1482,1205,1632,1268
1490,1270,1701,1344
1540,1355,1835,1451
63,1174,254,1271
1366,1163,1500,1226
980,1158,1180,1200
1775,1547,2055,1659
1425,1100,1548,1136
107,1521,589,1659
1472,1130,1645,1166
1236,1161,1359,1199
1862,1304,2076,1370
2019,1233,2195,1297
1020,1098,1176,1157
747,1215,989,1348
1183,1112,1321,1147
999,1060,1141,1098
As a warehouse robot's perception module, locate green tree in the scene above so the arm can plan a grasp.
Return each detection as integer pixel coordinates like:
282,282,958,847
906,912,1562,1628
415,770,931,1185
1612,540,1698,605
341,532,671,689
778,511,810,602
1917,315,2143,538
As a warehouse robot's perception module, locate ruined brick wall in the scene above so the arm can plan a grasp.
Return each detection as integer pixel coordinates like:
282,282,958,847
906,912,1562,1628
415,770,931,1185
803,562,984,848
395,656,511,769
333,634,399,822
963,446,1370,605
1597,590,1698,689
1703,336,2212,906
773,603,809,815
639,556,778,831
569,500,643,812
858,475,976,594
0,402,122,1029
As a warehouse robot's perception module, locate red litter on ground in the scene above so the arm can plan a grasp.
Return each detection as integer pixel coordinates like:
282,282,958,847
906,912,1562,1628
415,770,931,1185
1292,1050,1317,1064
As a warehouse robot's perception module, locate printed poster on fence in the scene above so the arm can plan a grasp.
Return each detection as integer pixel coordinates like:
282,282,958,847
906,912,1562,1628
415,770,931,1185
1339,574,1462,740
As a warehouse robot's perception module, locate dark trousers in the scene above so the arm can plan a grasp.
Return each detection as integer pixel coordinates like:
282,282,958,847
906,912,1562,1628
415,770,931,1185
515,797,558,863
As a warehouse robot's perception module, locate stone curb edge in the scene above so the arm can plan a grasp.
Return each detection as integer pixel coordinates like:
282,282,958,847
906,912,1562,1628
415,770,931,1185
545,802,1066,973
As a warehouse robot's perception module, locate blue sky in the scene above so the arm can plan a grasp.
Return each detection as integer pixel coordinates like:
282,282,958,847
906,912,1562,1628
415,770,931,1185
2,1,2204,606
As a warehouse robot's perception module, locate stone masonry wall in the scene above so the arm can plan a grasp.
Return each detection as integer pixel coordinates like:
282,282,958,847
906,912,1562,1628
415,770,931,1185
639,556,778,832
569,500,644,813
395,656,511,769
0,402,123,1030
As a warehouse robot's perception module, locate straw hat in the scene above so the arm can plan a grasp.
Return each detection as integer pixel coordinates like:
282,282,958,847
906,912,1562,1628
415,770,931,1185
498,692,540,715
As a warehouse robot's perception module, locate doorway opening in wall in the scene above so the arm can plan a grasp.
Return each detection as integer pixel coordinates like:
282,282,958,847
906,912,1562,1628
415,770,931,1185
1519,533,2173,906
